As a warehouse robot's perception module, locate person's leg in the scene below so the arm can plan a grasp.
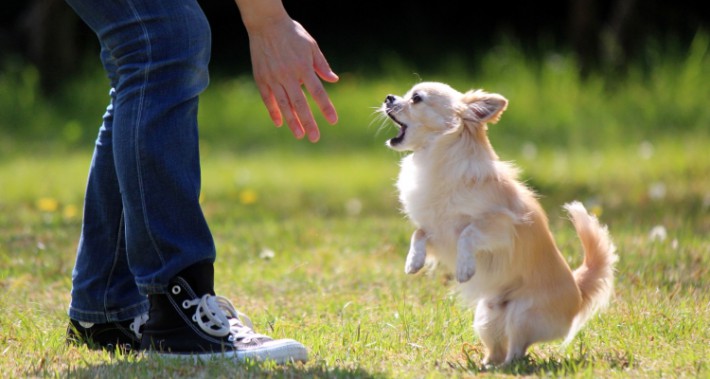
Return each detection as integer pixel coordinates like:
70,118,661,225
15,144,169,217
64,0,212,351
65,0,215,306
64,0,307,362
66,43,149,350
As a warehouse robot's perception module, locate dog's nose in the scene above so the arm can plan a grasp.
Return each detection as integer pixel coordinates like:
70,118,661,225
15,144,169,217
385,95,396,104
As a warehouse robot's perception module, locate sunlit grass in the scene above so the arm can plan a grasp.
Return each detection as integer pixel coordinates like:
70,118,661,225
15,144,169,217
1,140,708,377
1,37,709,377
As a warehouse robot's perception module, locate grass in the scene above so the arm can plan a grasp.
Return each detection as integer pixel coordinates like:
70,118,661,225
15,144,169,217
1,143,708,378
1,35,709,377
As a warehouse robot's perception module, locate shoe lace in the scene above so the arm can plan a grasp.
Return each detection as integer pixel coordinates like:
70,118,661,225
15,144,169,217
129,313,149,339
184,294,269,341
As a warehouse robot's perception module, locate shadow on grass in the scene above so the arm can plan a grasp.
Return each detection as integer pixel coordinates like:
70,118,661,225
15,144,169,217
453,355,585,377
56,356,386,379
455,349,634,377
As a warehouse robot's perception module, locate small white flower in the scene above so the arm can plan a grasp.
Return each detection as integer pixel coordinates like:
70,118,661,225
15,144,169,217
345,198,362,216
702,193,710,210
671,239,679,250
648,182,666,201
638,141,654,160
521,142,537,160
649,225,667,242
259,248,275,260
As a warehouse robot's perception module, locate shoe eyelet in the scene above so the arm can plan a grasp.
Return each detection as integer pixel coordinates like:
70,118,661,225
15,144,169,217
182,300,191,309
171,285,181,295
78,321,94,329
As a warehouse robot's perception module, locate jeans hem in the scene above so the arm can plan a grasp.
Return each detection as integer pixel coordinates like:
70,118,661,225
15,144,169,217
135,256,216,296
68,300,149,324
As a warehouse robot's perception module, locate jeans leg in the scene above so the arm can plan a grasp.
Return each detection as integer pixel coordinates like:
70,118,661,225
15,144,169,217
69,85,149,323
66,0,215,305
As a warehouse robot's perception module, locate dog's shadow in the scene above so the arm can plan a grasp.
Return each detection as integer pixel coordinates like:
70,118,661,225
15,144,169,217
454,354,585,376
457,350,633,376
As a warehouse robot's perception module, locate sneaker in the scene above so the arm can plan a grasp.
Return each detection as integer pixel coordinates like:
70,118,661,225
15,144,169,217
140,263,308,364
66,313,148,352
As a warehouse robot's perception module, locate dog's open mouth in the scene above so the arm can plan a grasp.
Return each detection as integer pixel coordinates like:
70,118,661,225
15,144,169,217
387,114,407,146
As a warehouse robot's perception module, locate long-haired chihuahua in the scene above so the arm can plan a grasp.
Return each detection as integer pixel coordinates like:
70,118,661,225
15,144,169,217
381,82,617,365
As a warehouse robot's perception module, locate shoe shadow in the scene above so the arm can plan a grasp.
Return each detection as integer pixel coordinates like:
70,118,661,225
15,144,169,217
57,356,384,378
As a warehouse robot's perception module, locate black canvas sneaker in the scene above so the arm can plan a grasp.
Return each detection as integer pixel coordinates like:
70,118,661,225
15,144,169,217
66,313,148,352
140,263,308,363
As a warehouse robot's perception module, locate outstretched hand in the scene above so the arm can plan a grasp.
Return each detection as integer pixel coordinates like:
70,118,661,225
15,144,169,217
241,8,338,142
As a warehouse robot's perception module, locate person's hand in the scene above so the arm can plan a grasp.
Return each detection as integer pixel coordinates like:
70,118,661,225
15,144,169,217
238,3,338,142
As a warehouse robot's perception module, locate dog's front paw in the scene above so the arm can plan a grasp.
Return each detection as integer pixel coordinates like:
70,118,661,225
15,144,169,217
404,247,426,274
456,253,476,282
405,229,428,274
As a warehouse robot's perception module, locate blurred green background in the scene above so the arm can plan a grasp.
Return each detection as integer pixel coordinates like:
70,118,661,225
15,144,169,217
1,1,708,232
0,3,709,376
1,0,708,157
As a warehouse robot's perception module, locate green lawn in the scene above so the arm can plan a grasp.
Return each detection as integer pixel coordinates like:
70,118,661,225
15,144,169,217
1,37,709,377
1,139,708,377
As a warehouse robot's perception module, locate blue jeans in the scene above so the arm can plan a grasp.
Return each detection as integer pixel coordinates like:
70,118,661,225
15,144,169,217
66,0,216,323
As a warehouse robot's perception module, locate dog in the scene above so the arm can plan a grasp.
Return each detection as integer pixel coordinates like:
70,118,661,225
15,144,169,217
380,82,617,365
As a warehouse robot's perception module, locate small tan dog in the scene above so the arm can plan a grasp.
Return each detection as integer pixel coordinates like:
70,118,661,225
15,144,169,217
380,82,617,365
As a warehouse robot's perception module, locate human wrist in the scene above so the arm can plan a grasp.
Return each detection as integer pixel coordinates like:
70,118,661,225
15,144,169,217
235,0,290,31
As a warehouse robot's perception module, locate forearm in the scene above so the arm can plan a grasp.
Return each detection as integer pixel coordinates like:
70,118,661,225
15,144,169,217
234,0,290,31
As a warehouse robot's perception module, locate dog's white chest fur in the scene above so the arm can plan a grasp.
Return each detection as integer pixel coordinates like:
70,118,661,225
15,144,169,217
396,151,521,267
397,154,472,243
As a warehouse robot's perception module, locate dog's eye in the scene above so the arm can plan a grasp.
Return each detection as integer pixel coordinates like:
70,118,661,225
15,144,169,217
411,93,423,104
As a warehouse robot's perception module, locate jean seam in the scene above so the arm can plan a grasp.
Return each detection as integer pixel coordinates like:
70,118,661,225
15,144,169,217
125,0,167,271
103,211,124,316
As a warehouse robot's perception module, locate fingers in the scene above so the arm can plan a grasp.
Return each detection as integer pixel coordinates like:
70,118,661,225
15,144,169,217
247,19,339,143
258,79,321,142
256,84,283,128
311,49,339,124
302,72,338,126
313,48,339,84
278,81,318,142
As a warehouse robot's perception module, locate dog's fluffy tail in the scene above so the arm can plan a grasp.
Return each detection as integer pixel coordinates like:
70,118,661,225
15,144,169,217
563,201,618,345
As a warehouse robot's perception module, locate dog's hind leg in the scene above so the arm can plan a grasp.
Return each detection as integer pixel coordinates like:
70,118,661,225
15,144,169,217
405,229,428,274
474,299,508,366
501,301,540,365
503,303,573,365
503,336,530,365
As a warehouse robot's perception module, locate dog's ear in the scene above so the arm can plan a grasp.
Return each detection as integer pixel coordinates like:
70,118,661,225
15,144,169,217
461,90,508,125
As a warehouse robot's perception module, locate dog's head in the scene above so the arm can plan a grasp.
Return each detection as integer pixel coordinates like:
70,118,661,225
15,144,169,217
381,82,508,151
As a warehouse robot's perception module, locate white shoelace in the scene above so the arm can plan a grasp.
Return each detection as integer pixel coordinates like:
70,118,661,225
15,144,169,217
78,313,148,339
183,294,269,342
129,313,149,339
